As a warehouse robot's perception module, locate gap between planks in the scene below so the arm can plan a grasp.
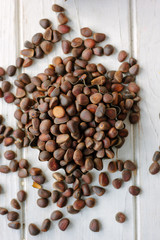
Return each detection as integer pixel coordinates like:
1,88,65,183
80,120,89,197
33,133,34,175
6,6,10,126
15,0,26,239
129,0,139,240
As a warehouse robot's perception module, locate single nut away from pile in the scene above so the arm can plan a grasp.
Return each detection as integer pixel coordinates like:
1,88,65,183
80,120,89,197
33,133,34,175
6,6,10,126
0,2,141,237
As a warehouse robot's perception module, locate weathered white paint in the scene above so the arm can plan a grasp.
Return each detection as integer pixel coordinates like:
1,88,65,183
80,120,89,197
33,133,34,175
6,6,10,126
0,0,159,239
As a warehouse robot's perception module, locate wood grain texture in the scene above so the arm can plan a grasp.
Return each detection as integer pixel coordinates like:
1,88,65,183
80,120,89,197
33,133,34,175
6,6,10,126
0,0,159,239
0,0,21,239
136,0,160,239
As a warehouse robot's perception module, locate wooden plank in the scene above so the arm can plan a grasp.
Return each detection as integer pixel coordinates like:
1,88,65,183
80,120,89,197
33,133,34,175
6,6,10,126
0,0,22,239
19,0,136,240
136,0,160,239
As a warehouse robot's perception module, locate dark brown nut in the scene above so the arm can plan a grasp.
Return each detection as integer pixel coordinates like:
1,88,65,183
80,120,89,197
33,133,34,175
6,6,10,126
40,41,53,54
115,120,124,130
0,165,10,173
43,27,53,41
118,50,128,62
4,150,16,160
32,32,43,45
58,13,68,24
17,190,27,202
37,198,48,208
129,57,137,66
13,129,25,140
73,199,85,210
39,151,51,161
62,40,71,54
80,109,93,122
0,67,5,76
53,148,65,160
35,46,44,58
3,137,14,146
90,93,102,104
129,112,140,124
7,65,16,76
52,172,65,181
124,160,136,171
0,207,8,215
2,81,11,92
84,39,96,48
85,157,94,171
81,184,90,196
99,172,109,186
51,190,60,203
94,158,103,171
57,196,67,208
77,94,89,106
65,175,75,185
119,62,130,73
115,212,126,223
4,126,13,137
104,44,114,56
38,189,51,199
18,168,28,178
32,175,45,184
85,198,96,208
24,40,34,49
122,170,132,182
8,221,21,229
108,127,118,139
48,158,60,171
53,181,66,193
10,199,20,210
67,205,79,214
108,161,117,173
149,162,160,175
89,219,100,232
73,188,82,199
58,218,70,231
41,219,51,232
116,160,124,171
82,172,92,184
22,58,33,67
52,4,64,12
7,211,19,221
21,49,34,58
9,160,19,172
153,151,160,162
129,186,141,196
52,30,62,43
51,210,63,221
71,38,83,48
114,71,123,83
112,178,123,189
63,188,73,198
129,64,139,75
58,25,70,34
19,159,29,169
92,186,105,196
93,46,103,56
82,48,92,61
73,178,80,191
39,18,51,29
80,27,92,37
128,83,140,94
29,167,41,176
28,224,40,236
93,33,106,42
56,134,70,145
16,87,26,98
4,92,15,103
106,108,117,119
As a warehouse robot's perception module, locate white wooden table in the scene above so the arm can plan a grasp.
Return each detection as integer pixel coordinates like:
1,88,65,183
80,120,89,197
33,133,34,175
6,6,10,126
0,0,160,239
